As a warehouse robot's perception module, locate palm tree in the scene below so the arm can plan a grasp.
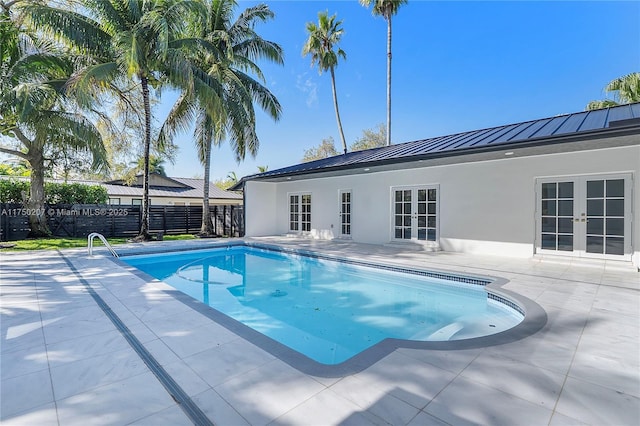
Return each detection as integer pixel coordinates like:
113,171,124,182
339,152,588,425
586,72,640,110
359,0,408,146
25,0,217,240
257,165,268,173
0,5,107,236
303,11,347,154
130,155,167,176
159,0,282,236
226,171,238,185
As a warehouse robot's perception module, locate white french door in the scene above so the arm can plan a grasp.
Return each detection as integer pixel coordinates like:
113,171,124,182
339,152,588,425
339,190,351,237
391,185,438,243
289,193,311,233
536,174,632,260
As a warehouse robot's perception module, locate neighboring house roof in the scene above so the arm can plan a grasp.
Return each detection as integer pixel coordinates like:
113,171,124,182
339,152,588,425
105,175,242,200
0,174,242,200
233,103,640,188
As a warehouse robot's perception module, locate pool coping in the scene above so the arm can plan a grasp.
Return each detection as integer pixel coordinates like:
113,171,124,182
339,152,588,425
110,240,548,378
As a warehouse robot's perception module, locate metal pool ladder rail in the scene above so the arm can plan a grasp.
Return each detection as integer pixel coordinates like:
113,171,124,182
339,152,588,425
88,232,119,258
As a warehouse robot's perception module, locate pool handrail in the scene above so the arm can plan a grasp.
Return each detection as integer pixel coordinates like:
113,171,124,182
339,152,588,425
88,232,119,258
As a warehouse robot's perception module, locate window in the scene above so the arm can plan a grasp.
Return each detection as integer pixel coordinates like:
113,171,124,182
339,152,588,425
289,193,311,232
108,198,121,205
131,198,142,206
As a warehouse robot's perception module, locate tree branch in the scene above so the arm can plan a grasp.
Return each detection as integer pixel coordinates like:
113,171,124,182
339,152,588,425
9,127,33,151
0,144,28,160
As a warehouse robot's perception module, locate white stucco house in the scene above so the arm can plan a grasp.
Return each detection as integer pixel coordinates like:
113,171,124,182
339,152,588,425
234,103,640,268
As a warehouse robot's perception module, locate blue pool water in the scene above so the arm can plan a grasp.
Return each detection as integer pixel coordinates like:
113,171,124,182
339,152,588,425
123,246,523,364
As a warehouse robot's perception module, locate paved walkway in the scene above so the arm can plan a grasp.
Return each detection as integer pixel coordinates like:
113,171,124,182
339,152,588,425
1,238,639,425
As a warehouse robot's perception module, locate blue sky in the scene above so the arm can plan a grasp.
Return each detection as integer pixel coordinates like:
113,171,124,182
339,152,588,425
163,0,640,181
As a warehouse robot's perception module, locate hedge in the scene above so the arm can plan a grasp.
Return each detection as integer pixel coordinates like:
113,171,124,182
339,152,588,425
0,179,108,204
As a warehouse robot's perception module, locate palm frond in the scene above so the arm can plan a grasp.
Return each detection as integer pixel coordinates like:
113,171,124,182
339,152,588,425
157,92,197,151
23,4,111,58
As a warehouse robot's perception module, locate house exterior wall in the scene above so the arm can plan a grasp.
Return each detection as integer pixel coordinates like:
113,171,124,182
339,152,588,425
245,145,640,265
245,181,278,236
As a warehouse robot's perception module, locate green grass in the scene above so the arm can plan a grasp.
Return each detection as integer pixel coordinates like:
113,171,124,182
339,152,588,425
1,234,197,251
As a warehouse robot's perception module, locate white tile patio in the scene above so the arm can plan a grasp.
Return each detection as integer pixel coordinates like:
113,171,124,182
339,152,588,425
1,238,639,425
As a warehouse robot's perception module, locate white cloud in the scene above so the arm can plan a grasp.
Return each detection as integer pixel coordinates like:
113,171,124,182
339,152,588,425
296,73,318,107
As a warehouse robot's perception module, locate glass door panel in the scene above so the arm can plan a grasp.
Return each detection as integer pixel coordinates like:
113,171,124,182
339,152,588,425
586,178,624,255
417,189,427,240
340,190,351,236
289,195,299,231
540,181,574,252
394,190,412,240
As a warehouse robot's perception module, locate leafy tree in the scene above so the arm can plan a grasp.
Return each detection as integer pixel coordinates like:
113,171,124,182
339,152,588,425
0,161,30,176
586,72,640,110
0,4,107,236
213,176,237,190
159,0,282,236
25,0,218,240
359,0,408,146
302,137,339,162
350,123,386,151
303,11,348,154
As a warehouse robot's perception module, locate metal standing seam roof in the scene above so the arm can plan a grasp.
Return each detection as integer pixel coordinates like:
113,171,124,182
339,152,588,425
236,103,640,186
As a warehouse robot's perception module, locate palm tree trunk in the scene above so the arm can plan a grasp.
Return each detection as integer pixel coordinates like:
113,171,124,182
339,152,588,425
200,139,215,236
386,14,392,146
138,76,152,240
26,147,51,237
330,67,347,154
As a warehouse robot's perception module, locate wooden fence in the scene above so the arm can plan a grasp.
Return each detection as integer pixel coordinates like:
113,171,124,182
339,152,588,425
0,203,243,241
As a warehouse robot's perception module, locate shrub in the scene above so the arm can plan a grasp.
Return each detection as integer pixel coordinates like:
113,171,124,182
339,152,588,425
0,179,108,204
0,179,29,203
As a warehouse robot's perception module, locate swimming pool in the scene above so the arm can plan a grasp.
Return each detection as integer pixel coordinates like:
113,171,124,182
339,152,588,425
123,245,523,364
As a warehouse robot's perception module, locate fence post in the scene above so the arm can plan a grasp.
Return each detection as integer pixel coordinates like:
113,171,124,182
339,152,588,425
212,206,217,235
185,205,189,234
223,205,227,236
0,203,5,242
230,206,234,237
163,206,167,234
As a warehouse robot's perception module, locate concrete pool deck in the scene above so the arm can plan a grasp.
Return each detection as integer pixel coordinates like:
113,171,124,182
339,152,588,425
1,237,639,425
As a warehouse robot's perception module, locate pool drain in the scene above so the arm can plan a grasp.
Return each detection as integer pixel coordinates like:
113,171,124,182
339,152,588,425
271,289,287,297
